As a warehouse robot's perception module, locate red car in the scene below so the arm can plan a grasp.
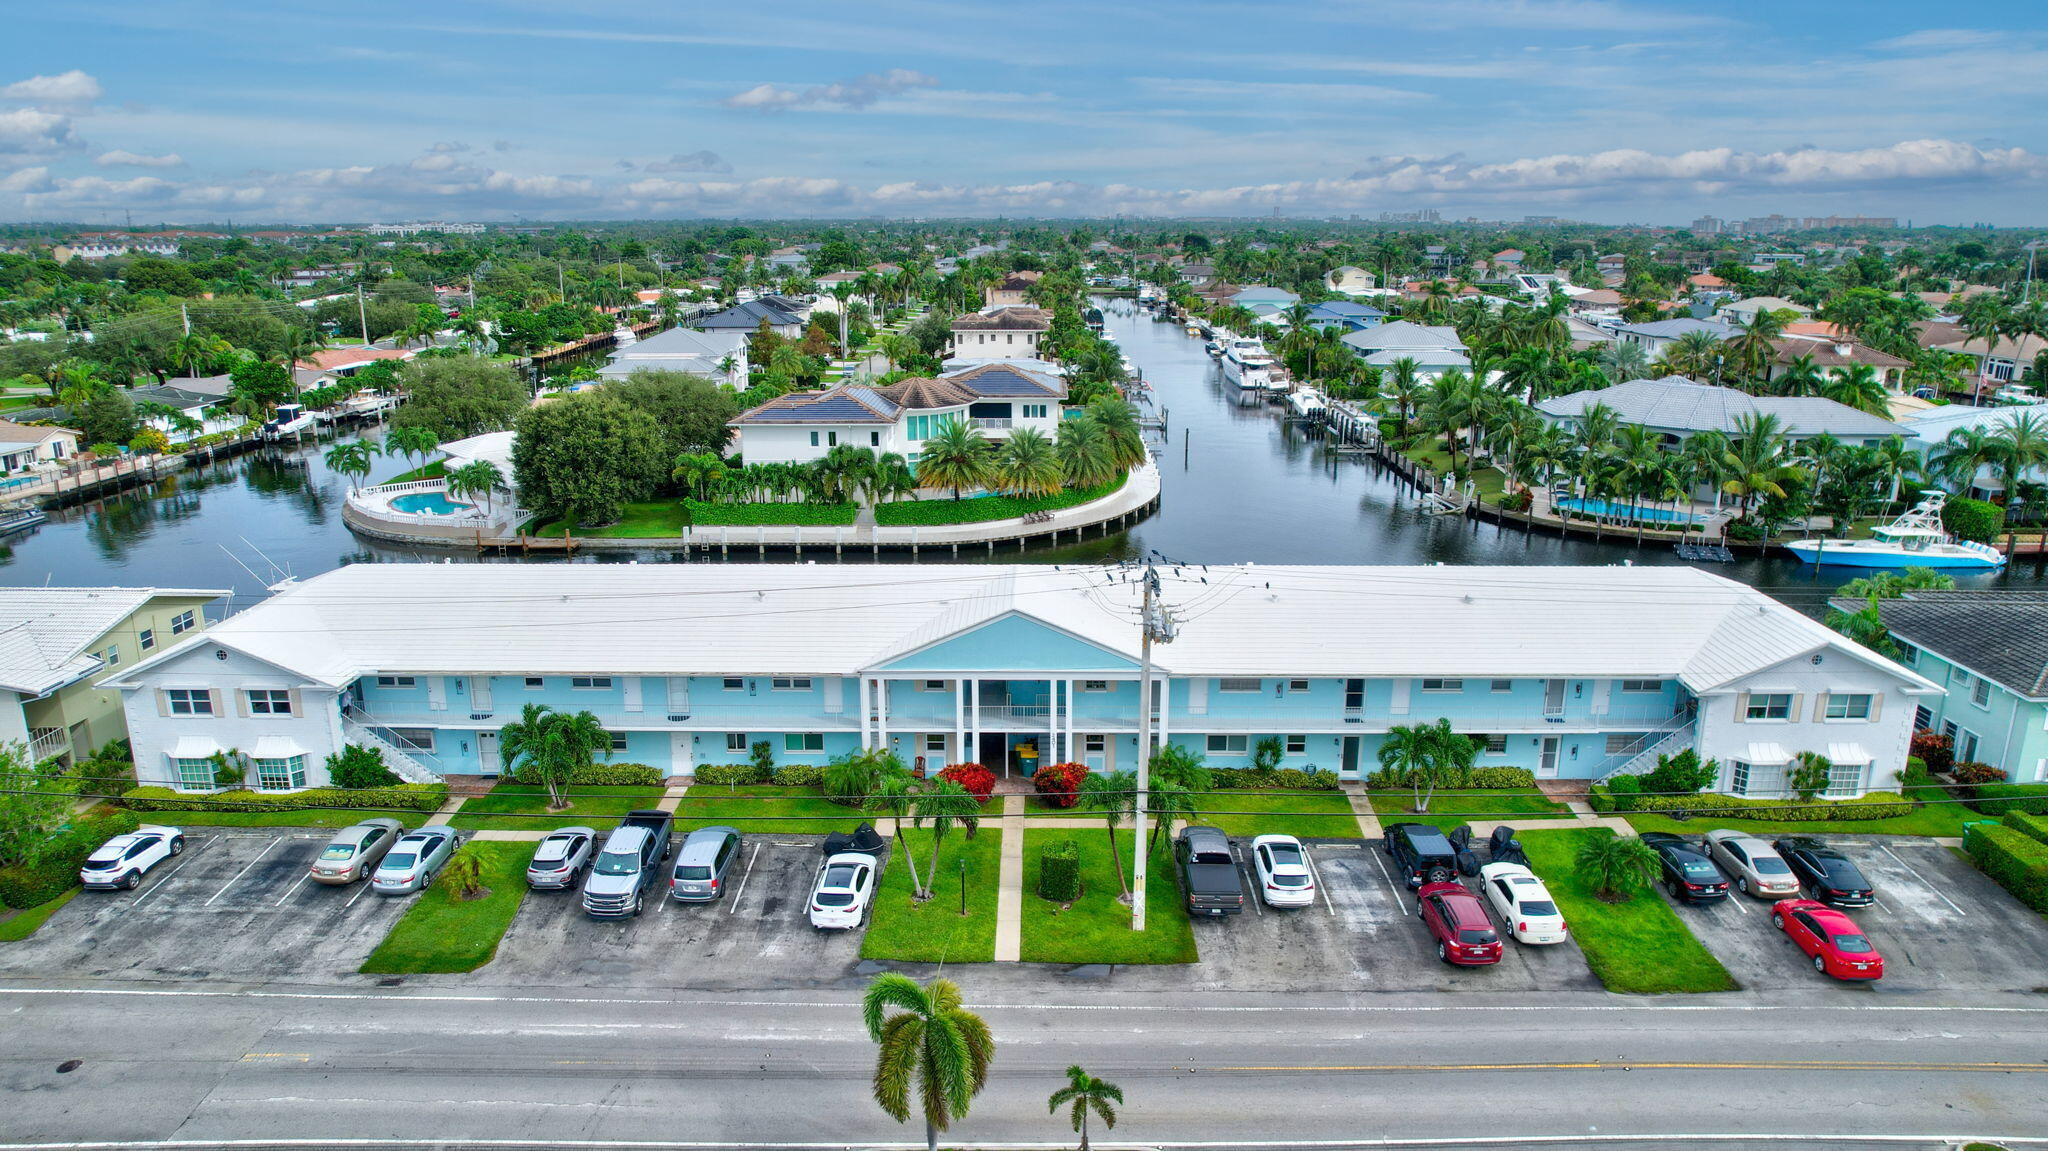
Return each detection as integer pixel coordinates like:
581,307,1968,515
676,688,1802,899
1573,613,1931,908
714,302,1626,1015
1416,881,1502,966
1772,899,1884,981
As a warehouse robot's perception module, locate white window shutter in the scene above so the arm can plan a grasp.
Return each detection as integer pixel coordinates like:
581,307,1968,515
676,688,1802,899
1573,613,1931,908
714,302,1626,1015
1733,691,1748,722
1867,694,1882,719
207,688,224,716
1814,692,1828,720
155,689,169,716
1590,678,1611,716
823,677,846,715
667,677,691,713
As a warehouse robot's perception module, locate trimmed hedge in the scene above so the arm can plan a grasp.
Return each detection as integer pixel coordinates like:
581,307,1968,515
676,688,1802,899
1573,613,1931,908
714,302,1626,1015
1209,767,1341,791
1038,839,1081,902
773,764,823,787
121,783,449,813
509,762,663,787
0,808,142,909
1590,783,1914,821
696,763,768,786
2006,811,2048,847
1963,823,2048,915
1470,767,1537,788
872,474,1126,527
685,499,856,527
1968,783,2048,817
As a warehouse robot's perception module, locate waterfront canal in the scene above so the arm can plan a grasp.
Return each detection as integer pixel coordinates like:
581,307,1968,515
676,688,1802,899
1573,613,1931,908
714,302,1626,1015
0,296,2038,613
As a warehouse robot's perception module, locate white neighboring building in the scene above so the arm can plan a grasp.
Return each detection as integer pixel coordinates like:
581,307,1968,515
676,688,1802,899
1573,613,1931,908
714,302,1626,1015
1338,320,1470,379
1612,318,1738,362
1718,296,1814,327
1900,404,2048,499
947,306,1051,362
731,364,1067,469
0,422,78,472
599,326,749,388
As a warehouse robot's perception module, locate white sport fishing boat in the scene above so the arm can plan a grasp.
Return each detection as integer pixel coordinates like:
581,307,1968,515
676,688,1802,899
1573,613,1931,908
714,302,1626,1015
1220,335,1279,391
1783,491,2006,570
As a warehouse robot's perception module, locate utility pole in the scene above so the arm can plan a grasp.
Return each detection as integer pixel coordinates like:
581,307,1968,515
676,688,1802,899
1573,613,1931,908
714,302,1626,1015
1131,564,1176,933
356,284,371,346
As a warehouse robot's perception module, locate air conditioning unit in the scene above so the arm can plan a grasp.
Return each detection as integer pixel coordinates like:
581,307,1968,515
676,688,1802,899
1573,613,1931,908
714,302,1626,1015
667,713,690,722
469,712,493,721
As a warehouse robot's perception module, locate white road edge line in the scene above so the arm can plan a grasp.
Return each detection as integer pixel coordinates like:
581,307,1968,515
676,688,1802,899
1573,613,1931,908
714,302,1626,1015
727,841,762,914
1878,843,1968,917
203,837,282,907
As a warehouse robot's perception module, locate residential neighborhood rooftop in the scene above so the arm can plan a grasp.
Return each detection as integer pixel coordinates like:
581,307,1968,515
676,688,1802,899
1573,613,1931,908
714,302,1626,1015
1857,591,2048,700
0,586,224,696
1537,376,1903,438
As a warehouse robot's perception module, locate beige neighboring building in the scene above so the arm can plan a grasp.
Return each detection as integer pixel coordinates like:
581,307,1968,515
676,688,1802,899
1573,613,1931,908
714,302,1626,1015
1324,265,1377,294
984,270,1041,307
0,586,228,764
0,422,78,473
947,306,1052,362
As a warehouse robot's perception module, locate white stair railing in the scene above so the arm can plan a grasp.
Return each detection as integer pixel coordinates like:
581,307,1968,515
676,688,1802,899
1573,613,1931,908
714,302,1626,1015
1596,713,1698,782
340,716,442,784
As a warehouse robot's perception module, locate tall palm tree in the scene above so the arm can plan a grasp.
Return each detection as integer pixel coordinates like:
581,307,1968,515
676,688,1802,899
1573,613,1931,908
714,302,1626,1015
671,451,728,502
1080,769,1137,900
1772,354,1824,397
1047,1065,1123,1151
1957,293,2010,402
1376,722,1439,813
1086,396,1146,470
1055,416,1117,489
385,425,441,479
497,703,613,810
865,763,926,899
1820,364,1889,416
1382,357,1423,437
1933,426,2005,494
448,459,507,513
1991,411,2048,549
1661,330,1725,381
872,452,918,504
1569,401,1622,461
918,419,994,500
1721,412,1802,522
323,439,380,493
862,973,994,1151
911,778,982,898
1596,340,1650,386
1681,430,1731,511
994,427,1064,497
1725,307,1789,387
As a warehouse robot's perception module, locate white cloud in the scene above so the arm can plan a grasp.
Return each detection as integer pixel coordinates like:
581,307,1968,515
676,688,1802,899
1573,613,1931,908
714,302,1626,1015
1,70,102,107
0,107,78,161
642,150,732,174
723,69,937,111
94,149,184,168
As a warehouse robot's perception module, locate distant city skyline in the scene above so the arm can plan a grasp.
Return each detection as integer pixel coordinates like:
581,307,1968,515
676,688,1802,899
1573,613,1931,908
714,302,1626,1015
1,1,2043,225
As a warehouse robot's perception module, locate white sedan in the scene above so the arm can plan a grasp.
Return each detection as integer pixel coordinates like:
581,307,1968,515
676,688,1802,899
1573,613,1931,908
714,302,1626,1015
808,852,877,930
1250,834,1317,908
1479,862,1569,945
79,825,185,890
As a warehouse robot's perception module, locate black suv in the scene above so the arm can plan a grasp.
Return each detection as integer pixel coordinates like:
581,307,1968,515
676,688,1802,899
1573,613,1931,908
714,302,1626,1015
1773,836,1876,907
1383,823,1459,888
1641,831,1729,903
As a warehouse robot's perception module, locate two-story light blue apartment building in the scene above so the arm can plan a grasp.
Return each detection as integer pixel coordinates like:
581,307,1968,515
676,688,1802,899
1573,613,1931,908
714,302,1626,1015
106,564,1939,798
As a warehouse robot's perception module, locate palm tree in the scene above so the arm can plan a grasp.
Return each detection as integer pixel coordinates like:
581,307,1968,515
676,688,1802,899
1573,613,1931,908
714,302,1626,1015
1145,780,1200,853
1721,412,1800,521
173,332,230,379
1933,426,2005,494
1825,597,1902,659
1772,354,1825,397
1574,832,1659,901
1080,769,1137,901
918,419,994,500
672,451,729,502
1382,357,1422,437
1661,330,1726,381
1055,415,1117,490
1047,1065,1123,1151
1086,396,1146,470
1680,430,1730,512
1821,364,1890,416
911,778,981,900
385,425,440,479
866,763,925,900
862,973,994,1151
878,332,920,372
447,459,507,514
497,703,613,810
323,439,380,493
1991,411,2048,550
1725,307,1789,387
1376,722,1439,813
1596,340,1650,386
872,452,918,504
994,427,1064,497
1957,293,2009,402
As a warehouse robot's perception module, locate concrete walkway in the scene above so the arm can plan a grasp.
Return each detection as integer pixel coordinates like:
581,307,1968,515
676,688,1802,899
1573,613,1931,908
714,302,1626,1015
992,795,1025,962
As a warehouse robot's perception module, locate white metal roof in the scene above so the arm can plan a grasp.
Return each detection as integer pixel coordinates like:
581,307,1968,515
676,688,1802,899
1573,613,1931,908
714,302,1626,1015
108,564,1937,694
0,586,227,695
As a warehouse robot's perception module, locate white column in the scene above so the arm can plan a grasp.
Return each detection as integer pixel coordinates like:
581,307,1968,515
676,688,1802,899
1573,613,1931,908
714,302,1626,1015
1158,675,1171,752
1064,678,1076,764
876,677,889,759
859,676,874,751
953,679,966,770
968,679,980,766
1047,676,1057,767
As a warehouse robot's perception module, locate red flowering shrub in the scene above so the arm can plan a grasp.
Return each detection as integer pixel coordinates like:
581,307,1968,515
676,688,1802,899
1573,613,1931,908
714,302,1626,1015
1032,761,1090,808
1911,730,1954,775
1952,760,2006,786
937,763,996,803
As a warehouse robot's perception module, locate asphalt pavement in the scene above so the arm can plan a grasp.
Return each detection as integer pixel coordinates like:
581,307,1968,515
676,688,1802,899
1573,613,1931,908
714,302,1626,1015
3,979,2046,1149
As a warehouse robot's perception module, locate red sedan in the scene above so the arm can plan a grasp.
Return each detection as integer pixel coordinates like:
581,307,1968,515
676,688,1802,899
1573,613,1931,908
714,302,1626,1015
1417,881,1502,966
1772,899,1885,981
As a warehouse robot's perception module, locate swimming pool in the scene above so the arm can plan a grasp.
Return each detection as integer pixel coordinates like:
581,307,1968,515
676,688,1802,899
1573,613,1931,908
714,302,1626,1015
1554,496,1702,524
391,491,477,516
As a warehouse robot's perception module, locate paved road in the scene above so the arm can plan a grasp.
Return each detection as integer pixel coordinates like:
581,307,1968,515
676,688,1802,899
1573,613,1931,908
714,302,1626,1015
4,981,2046,1148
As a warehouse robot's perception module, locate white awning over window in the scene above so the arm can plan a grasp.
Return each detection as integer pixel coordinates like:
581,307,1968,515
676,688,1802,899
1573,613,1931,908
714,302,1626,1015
252,736,307,760
1746,742,1791,765
169,736,221,760
1827,742,1873,766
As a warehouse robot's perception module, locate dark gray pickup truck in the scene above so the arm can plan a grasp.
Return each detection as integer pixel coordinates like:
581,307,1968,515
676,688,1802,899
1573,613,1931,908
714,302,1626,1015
1175,825,1245,916
580,809,673,919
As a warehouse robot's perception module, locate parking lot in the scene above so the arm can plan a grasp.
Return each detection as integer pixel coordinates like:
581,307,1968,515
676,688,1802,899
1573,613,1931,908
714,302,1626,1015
483,835,871,989
0,830,410,981
1657,835,2048,992
1125,837,1601,993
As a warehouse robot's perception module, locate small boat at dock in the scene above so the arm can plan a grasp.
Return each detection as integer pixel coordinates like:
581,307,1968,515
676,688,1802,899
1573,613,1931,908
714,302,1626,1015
1783,491,2006,570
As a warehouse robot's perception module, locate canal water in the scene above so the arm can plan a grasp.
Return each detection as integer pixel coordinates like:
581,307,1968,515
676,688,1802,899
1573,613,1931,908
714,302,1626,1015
1,296,2038,615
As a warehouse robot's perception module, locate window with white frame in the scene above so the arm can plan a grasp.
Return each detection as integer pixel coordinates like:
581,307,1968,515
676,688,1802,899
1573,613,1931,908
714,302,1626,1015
1206,734,1248,754
723,677,745,691
1941,718,1958,741
571,676,613,690
725,733,748,753
1482,733,1508,755
608,733,629,752
1620,680,1662,693
170,610,196,635
246,689,293,716
376,676,416,688
1285,735,1307,755
1080,680,1110,692
1914,705,1933,730
1729,759,1752,795
389,728,436,752
1745,692,1793,720
1824,694,1873,720
1084,734,1106,753
1490,679,1513,694
1823,761,1863,798
771,677,813,691
1287,679,1310,693
255,755,306,791
173,756,214,790
785,733,825,752
99,645,119,667
1420,678,1464,692
1896,643,1918,666
919,680,949,692
525,676,544,688
1959,728,1980,762
138,628,155,651
1972,677,1993,707
924,734,946,752
166,688,212,715
1218,678,1261,693
1021,403,1048,419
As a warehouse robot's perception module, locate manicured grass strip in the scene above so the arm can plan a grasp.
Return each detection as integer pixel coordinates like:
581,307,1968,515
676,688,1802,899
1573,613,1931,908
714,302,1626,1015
861,826,1002,963
1621,800,1976,839
1019,828,1196,965
686,499,856,527
1518,828,1736,995
873,474,1127,526
379,460,447,484
675,784,874,834
448,784,664,831
1369,788,1574,833
360,842,530,974
531,501,687,538
151,808,434,829
0,886,79,942
1194,790,1361,838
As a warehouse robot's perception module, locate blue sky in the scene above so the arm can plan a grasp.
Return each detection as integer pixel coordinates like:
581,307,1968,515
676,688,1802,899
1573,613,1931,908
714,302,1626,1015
1,0,2043,223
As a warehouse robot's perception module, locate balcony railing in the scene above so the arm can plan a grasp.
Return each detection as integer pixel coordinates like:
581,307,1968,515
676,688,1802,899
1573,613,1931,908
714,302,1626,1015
28,727,68,763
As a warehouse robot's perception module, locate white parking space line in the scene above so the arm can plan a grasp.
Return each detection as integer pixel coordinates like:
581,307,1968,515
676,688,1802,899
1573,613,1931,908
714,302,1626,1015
204,837,282,906
1870,897,1890,915
1302,846,1336,916
1878,843,1966,916
346,880,372,908
727,841,763,914
129,837,215,907
1239,860,1263,917
1723,893,1748,915
274,868,315,907
1367,843,1406,905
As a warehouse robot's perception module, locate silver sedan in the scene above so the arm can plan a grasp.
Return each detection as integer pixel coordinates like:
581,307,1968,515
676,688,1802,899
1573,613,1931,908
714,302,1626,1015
370,825,459,895
1704,830,1801,899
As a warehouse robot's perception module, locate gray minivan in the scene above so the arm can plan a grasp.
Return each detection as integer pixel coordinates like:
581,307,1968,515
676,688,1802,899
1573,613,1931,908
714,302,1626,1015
670,826,743,902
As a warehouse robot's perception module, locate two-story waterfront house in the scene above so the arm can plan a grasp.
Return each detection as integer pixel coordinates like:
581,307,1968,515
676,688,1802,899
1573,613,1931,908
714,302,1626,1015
729,365,1067,470
0,586,227,764
107,565,1936,798
947,307,1050,362
1852,590,2048,782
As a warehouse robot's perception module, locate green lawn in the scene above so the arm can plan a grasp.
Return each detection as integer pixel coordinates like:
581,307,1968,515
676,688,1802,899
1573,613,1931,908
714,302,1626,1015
685,499,856,527
1620,799,1976,839
1397,441,1509,500
359,842,530,974
0,886,79,942
1369,788,1574,833
448,783,665,831
873,475,1126,527
1019,828,1197,965
148,808,435,829
674,785,876,834
1193,790,1362,838
860,826,1002,963
530,501,686,539
379,460,447,484
1519,829,1736,995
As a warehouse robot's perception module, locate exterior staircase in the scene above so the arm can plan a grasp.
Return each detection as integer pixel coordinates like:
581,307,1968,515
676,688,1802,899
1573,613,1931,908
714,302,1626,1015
1595,714,1698,783
341,717,441,784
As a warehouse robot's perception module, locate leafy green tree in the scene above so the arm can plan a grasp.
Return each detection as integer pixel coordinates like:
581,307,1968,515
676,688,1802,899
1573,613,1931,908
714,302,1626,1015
862,973,994,1151
389,357,529,441
513,392,666,527
498,703,613,810
1574,832,1660,900
71,385,138,446
440,844,491,900
918,419,994,500
228,358,294,413
607,369,740,459
324,744,399,789
1047,1065,1123,1151
1789,751,1834,802
0,742,72,867
824,749,885,807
